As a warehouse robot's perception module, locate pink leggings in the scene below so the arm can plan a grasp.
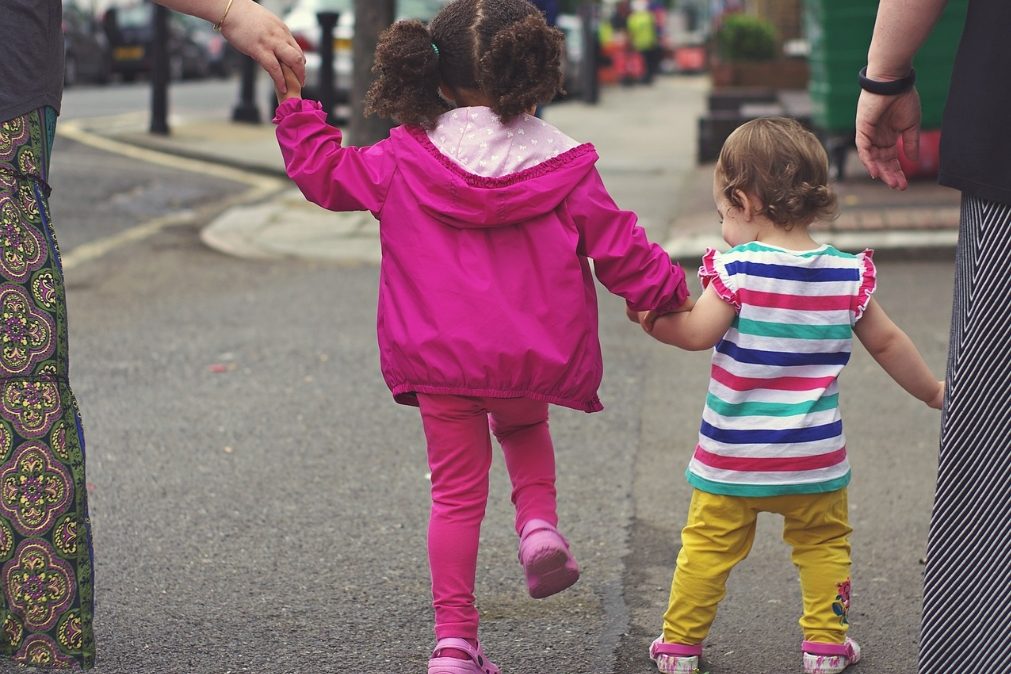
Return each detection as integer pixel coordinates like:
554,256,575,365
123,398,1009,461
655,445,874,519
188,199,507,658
417,393,559,640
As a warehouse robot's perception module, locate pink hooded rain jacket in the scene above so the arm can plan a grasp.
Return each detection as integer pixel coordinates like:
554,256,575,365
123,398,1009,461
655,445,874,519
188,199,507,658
275,99,688,412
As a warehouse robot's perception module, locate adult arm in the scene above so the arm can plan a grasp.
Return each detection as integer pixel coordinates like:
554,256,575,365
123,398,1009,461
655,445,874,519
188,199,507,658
855,0,948,190
853,298,944,408
154,0,305,93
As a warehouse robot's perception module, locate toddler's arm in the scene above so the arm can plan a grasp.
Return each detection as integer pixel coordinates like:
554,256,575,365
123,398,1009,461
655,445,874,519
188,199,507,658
642,284,736,351
853,298,944,408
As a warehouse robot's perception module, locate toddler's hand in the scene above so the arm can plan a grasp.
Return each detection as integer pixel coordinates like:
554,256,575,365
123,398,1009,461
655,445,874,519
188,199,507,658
275,63,303,103
925,381,944,410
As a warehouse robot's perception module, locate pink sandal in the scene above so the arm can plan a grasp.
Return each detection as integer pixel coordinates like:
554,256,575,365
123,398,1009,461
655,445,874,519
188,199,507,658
518,519,580,599
428,638,500,674
649,636,702,674
802,638,861,674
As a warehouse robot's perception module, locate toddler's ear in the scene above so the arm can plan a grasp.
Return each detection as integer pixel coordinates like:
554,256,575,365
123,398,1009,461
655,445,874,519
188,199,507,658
735,189,763,220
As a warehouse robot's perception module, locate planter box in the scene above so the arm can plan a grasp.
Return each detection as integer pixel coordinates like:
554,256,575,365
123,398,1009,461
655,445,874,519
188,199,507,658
711,58,809,89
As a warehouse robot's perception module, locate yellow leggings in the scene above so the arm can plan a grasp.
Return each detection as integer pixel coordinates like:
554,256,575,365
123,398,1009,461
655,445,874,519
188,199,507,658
663,488,853,645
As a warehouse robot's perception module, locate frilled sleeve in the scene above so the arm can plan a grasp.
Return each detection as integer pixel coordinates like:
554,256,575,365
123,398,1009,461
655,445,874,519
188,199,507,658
273,98,396,215
698,247,740,311
566,167,689,314
851,248,877,323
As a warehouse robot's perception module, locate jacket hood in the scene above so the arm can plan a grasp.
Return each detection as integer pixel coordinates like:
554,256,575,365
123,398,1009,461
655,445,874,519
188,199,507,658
388,111,599,229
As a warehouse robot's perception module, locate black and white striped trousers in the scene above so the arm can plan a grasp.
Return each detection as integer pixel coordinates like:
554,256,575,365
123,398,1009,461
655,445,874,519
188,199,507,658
918,194,1011,673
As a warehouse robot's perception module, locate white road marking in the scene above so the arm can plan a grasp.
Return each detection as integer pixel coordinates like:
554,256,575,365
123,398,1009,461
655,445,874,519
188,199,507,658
55,121,285,270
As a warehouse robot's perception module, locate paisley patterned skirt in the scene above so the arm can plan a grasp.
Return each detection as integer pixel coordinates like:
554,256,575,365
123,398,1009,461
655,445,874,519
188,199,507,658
0,108,95,669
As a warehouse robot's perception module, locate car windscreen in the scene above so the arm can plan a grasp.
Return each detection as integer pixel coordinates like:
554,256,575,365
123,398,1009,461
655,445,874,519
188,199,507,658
116,4,152,28
398,0,445,20
302,0,353,12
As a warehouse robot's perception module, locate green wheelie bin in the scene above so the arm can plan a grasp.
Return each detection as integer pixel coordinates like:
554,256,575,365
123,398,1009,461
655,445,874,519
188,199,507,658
804,0,968,178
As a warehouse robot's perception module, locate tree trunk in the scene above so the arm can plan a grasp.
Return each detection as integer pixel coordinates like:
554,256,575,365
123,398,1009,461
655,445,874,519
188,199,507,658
350,0,395,145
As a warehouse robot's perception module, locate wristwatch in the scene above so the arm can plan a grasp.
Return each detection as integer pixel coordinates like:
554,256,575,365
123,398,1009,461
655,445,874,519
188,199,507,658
858,66,916,95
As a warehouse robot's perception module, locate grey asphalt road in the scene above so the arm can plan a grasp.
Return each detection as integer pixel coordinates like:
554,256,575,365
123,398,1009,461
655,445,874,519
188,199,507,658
7,108,953,673
10,207,951,674
49,134,249,253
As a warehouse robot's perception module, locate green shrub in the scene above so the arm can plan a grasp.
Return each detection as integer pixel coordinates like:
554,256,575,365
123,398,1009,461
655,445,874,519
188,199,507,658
715,13,778,62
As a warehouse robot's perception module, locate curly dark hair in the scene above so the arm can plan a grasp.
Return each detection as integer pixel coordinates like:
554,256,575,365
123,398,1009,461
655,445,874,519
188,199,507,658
716,117,838,228
365,0,565,128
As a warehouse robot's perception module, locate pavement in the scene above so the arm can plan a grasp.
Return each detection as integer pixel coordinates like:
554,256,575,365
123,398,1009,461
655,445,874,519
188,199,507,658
67,75,961,263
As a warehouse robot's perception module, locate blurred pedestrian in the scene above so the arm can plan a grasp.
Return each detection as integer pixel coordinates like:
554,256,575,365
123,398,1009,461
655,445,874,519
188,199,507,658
855,1,1011,671
628,0,660,83
640,117,942,674
272,1,690,671
0,0,302,668
528,0,559,26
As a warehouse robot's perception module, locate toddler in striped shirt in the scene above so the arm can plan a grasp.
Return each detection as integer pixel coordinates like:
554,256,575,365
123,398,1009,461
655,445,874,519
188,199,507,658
638,117,944,674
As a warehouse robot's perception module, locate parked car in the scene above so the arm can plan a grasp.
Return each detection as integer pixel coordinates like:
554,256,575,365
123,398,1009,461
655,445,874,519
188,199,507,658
104,2,212,81
180,15,242,78
63,2,111,86
280,0,445,112
555,13,586,99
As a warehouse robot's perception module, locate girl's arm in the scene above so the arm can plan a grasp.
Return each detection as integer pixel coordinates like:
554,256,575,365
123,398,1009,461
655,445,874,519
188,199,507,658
642,283,736,351
853,298,944,408
273,97,395,214
566,168,689,313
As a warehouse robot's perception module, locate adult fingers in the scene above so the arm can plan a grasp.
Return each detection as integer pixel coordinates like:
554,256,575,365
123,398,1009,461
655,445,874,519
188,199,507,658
277,42,306,84
256,49,286,93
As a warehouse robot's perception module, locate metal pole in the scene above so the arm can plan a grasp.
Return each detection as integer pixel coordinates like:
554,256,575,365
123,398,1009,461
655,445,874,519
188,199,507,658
580,2,600,105
232,55,262,123
317,11,340,124
150,4,170,134
232,1,262,123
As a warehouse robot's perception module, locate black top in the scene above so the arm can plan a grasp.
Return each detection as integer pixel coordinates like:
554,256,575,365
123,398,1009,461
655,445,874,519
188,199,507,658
0,0,65,122
939,0,1011,205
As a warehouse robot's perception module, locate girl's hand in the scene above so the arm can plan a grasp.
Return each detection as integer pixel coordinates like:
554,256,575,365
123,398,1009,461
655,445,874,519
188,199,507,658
638,310,656,333
276,64,303,102
925,381,945,410
640,296,695,333
671,296,695,313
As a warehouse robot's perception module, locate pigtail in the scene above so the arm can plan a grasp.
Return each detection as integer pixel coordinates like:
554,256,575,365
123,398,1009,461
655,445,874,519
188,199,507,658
478,13,564,122
365,19,449,129
762,181,838,228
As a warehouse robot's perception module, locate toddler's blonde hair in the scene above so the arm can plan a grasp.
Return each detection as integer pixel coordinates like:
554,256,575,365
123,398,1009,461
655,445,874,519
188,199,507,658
716,117,837,228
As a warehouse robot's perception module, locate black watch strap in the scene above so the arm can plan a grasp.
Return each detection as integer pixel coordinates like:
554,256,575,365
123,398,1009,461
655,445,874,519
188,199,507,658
858,66,916,95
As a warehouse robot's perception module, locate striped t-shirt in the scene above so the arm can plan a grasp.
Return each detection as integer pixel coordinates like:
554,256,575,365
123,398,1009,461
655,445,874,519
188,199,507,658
687,243,877,497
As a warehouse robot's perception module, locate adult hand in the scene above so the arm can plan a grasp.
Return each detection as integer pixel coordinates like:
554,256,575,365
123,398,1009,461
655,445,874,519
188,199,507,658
855,88,921,191
219,0,306,94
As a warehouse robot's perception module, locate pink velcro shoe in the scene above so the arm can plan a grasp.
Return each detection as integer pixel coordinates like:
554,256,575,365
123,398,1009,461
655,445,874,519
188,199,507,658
518,519,580,599
428,638,500,674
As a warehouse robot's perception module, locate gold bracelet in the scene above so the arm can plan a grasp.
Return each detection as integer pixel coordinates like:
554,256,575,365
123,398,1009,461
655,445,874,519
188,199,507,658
213,0,235,32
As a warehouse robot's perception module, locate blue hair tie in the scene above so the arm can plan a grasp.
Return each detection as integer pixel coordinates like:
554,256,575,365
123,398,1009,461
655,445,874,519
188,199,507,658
431,42,440,57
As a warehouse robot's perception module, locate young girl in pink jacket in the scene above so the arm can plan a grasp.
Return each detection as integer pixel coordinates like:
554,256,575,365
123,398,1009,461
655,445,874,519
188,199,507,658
273,1,689,671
